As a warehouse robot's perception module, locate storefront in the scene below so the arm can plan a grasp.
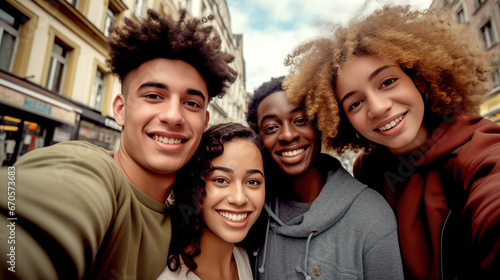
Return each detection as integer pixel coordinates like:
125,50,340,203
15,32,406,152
0,70,121,166
0,71,80,166
76,104,121,152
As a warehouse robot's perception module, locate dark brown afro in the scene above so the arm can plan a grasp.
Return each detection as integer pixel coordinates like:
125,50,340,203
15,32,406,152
106,8,237,100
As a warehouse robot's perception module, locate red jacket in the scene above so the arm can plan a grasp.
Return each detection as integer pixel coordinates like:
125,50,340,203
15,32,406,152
354,117,500,280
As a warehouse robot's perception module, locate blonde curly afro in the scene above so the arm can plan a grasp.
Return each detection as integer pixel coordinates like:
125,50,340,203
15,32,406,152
284,5,495,154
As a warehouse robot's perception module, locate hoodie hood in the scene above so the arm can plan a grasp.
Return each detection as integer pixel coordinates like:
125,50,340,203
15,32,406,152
266,154,367,237
255,154,402,279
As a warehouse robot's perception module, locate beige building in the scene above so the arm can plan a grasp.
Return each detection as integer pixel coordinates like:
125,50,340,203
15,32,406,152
0,0,247,166
182,0,249,125
430,0,500,125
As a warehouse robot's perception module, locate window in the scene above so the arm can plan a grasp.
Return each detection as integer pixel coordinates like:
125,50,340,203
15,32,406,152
480,21,496,49
0,6,25,72
475,0,486,9
492,67,500,88
135,0,145,19
90,69,106,111
65,0,78,8
104,7,116,37
47,41,68,93
456,8,466,24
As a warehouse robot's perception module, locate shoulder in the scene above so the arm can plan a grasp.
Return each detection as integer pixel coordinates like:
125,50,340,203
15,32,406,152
339,186,398,240
233,246,250,264
15,140,114,167
233,246,253,280
352,187,395,221
157,263,195,280
452,118,500,172
12,140,124,196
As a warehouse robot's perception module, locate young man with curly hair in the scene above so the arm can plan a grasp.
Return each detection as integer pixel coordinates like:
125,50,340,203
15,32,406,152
245,76,403,279
0,8,236,279
285,4,500,279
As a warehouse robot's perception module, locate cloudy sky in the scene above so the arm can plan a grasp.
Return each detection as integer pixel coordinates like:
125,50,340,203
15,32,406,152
226,0,434,93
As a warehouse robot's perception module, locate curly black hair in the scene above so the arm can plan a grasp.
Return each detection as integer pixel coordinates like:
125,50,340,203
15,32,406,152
167,122,262,272
246,76,285,134
106,8,237,100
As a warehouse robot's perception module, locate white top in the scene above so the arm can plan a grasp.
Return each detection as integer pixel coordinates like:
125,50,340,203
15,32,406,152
157,246,253,280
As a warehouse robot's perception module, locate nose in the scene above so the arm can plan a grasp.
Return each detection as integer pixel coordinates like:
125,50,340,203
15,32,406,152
158,98,184,126
278,122,300,142
367,93,392,119
227,184,248,206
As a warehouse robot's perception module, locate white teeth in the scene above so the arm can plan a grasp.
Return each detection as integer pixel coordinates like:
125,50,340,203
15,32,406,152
378,115,404,131
218,211,248,222
152,135,182,144
281,148,304,157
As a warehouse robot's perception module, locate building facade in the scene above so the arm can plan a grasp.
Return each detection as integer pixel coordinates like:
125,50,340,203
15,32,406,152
430,0,500,125
181,0,249,125
0,0,247,166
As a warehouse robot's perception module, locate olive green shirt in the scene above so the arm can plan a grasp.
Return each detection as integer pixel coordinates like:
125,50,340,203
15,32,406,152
0,141,171,279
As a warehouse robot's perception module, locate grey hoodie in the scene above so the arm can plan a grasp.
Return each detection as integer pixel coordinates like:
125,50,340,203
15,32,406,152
254,154,403,279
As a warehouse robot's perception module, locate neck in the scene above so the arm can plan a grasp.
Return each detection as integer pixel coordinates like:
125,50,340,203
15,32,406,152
192,229,238,280
291,164,325,203
114,149,175,203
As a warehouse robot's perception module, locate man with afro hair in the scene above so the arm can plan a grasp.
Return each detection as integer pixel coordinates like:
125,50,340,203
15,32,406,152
0,8,236,280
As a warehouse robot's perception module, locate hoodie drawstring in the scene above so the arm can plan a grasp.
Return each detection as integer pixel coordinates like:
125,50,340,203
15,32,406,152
297,229,317,280
258,202,284,274
258,200,317,278
257,214,271,274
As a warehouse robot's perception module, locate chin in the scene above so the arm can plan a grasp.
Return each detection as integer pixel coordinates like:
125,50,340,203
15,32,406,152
223,235,247,244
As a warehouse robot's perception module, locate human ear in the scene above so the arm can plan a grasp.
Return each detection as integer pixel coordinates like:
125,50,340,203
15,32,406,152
204,110,210,131
113,94,126,127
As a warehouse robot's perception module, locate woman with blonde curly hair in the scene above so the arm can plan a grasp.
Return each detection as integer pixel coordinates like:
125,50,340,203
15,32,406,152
285,4,500,280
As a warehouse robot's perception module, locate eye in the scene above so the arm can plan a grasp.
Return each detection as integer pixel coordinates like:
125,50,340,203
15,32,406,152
145,93,162,100
247,179,262,186
213,177,229,185
294,117,308,125
380,77,397,89
348,100,363,112
262,124,279,134
185,101,202,108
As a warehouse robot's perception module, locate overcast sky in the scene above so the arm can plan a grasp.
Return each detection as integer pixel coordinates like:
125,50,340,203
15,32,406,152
226,0,434,93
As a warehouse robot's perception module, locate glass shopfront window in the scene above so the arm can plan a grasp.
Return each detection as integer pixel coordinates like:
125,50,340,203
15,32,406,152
1,115,46,166
78,120,120,152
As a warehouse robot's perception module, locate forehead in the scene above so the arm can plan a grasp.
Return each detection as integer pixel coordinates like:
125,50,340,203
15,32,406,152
211,139,262,167
340,55,397,75
257,91,297,117
122,58,209,97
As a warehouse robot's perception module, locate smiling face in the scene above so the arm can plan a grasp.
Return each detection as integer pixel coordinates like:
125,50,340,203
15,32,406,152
257,91,320,176
336,55,428,155
113,58,210,176
202,139,265,244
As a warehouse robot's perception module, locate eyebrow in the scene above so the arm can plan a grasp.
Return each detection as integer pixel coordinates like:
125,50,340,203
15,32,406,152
339,64,396,105
137,82,206,102
213,166,264,177
259,106,304,127
247,169,264,177
187,89,206,103
138,82,168,91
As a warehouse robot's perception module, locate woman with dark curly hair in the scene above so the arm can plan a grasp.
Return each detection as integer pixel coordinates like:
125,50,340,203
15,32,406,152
285,5,500,280
158,122,265,280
